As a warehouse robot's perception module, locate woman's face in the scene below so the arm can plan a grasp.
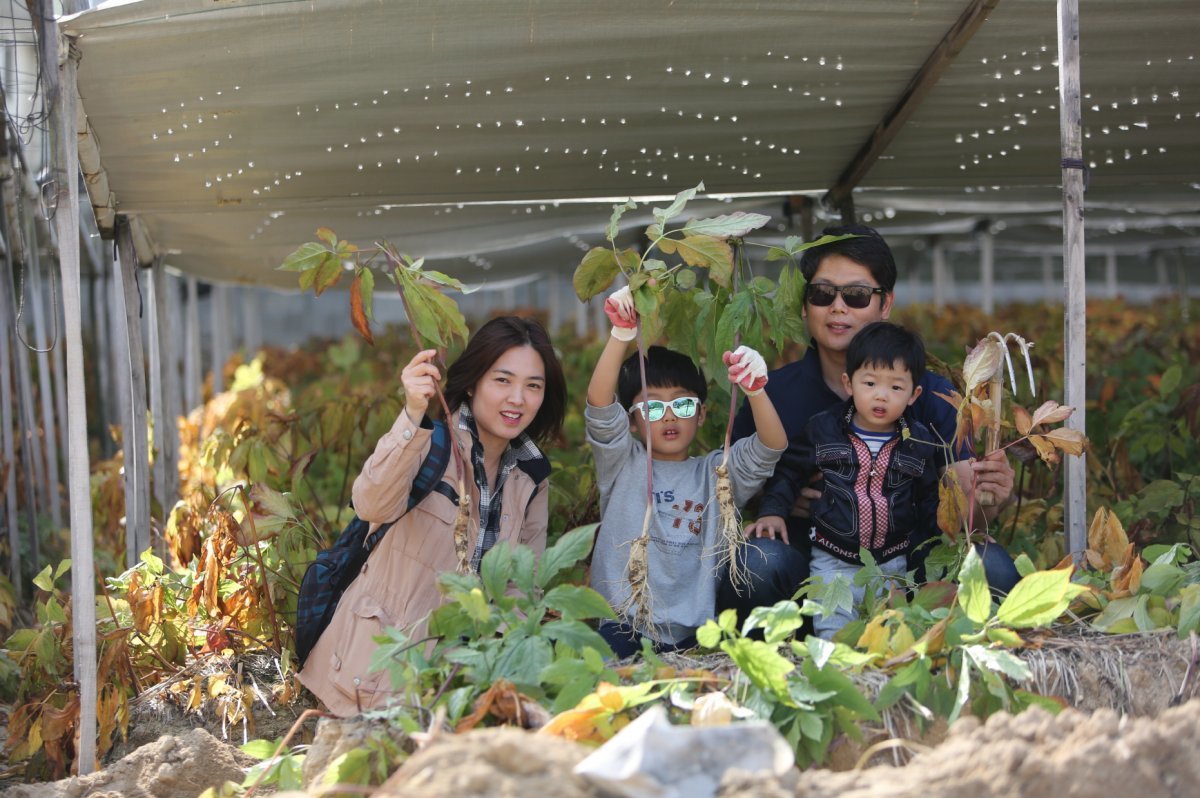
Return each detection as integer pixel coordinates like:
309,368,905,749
469,345,546,455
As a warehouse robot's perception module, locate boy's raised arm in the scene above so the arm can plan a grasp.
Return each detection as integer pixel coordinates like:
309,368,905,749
587,286,638,407
725,346,786,451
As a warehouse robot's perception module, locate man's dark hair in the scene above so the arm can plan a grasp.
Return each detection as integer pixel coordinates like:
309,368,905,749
444,315,566,444
617,346,708,409
799,223,897,295
845,322,926,386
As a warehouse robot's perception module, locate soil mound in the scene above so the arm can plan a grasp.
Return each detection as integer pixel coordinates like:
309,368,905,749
0,728,253,798
727,698,1200,798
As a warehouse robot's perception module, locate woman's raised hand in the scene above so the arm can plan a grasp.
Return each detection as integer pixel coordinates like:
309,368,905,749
401,349,441,421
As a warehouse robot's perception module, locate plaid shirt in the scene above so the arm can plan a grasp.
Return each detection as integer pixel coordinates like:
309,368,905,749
457,405,543,572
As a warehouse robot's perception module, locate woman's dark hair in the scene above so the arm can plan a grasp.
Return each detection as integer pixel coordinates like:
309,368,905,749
799,223,898,294
616,346,708,409
443,315,566,444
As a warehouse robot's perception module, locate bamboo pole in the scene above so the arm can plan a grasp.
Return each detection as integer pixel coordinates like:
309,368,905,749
146,259,166,543
1057,0,1088,560
932,243,947,308
210,283,229,394
12,262,43,571
50,264,70,515
1104,249,1118,300
1042,253,1055,304
114,222,151,567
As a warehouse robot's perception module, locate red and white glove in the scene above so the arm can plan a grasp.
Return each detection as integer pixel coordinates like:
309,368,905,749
724,345,768,396
604,286,638,341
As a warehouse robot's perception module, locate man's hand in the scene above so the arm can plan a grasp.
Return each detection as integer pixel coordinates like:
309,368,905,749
604,286,638,341
970,449,1016,517
744,515,789,545
790,473,824,519
723,345,768,396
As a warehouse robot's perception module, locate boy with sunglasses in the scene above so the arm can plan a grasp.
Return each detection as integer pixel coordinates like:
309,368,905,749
586,287,787,658
724,224,1020,625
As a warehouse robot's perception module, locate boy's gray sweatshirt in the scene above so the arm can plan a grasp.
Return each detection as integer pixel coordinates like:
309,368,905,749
586,401,783,643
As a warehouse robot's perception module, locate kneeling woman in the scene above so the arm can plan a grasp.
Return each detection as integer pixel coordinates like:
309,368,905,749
300,316,566,715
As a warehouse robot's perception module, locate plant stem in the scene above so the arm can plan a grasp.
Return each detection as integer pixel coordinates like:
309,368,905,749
239,486,284,654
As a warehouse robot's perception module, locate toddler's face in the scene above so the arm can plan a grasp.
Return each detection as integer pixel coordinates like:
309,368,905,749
841,359,922,433
628,385,705,462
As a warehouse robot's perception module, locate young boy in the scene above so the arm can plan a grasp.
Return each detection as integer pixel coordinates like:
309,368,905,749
586,287,787,658
789,321,942,638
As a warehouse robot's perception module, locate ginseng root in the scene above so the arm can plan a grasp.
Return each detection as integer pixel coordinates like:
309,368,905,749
618,506,658,641
713,462,749,592
453,485,472,573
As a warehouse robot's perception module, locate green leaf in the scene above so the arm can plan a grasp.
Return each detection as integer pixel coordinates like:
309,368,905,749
312,255,344,296
964,644,1031,681
494,634,553,688
33,565,55,593
424,287,470,349
696,620,722,649
607,199,638,242
717,608,738,634
1159,364,1182,398
322,749,371,787
1177,584,1200,637
956,546,992,625
573,247,622,302
802,659,880,720
765,246,791,262
948,653,972,725
511,545,536,597
675,268,697,290
543,585,615,620
722,637,794,699
250,484,294,521
652,182,702,228
359,267,376,322
278,242,330,272
536,524,598,589
480,541,515,602
1013,553,1037,578
315,227,338,246
240,739,282,760
541,619,613,657
401,281,445,348
714,290,754,357
666,236,733,286
742,600,804,644
458,588,492,623
1140,562,1186,596
995,568,1088,629
1092,595,1137,631
682,211,771,239
54,559,72,580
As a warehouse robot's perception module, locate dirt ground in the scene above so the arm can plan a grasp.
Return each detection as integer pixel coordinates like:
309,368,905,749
4,627,1197,798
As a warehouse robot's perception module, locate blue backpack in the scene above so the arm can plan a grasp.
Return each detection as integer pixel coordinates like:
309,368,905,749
294,420,454,667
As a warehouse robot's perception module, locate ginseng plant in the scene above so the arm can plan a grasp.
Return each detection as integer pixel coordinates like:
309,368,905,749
571,182,850,628
934,331,1089,544
277,228,476,571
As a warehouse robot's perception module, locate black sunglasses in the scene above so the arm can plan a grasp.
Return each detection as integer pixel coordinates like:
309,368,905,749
805,283,887,309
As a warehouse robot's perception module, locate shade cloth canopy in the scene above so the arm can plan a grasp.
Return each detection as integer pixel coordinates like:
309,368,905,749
63,0,1200,287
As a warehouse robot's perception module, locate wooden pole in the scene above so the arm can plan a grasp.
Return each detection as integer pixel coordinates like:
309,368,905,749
146,259,166,542
27,243,64,530
1058,0,1088,560
932,242,947,309
0,224,21,600
210,283,229,394
1041,253,1055,304
46,21,98,775
152,263,181,524
114,221,151,567
184,276,201,413
12,263,43,571
240,285,261,358
1104,249,1118,299
88,270,114,458
50,264,70,515
978,228,995,316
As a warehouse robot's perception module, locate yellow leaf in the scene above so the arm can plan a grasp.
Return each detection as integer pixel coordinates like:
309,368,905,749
1043,427,1088,456
597,682,626,712
857,615,891,657
890,622,916,657
187,675,204,712
1027,435,1060,466
1013,405,1033,437
937,473,967,540
208,676,229,698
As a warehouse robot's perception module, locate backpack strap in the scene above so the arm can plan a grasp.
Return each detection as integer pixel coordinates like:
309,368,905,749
361,419,454,551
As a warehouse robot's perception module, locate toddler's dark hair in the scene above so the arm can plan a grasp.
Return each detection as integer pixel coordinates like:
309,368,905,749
846,322,926,386
617,346,708,409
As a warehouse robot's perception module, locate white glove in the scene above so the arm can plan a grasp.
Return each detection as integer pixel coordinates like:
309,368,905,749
604,286,638,341
724,345,768,396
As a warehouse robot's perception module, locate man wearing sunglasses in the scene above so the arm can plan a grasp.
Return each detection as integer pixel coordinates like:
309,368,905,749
723,224,1020,621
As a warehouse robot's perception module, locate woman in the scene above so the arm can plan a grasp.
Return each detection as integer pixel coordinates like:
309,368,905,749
299,316,566,715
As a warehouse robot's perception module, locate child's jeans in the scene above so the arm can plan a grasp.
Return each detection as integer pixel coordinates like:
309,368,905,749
597,620,698,660
810,550,908,639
